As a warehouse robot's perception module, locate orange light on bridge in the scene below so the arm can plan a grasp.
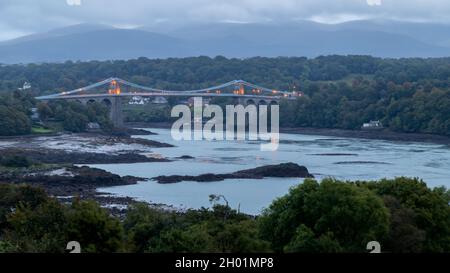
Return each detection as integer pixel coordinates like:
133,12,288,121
239,85,244,95
216,90,221,94
109,80,121,95
272,90,278,94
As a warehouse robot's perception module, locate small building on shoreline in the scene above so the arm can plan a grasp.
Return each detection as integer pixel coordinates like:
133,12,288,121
362,120,383,130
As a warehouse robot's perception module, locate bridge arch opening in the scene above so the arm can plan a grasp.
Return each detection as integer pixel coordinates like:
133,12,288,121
246,99,256,105
102,98,112,107
87,99,97,105
258,100,268,106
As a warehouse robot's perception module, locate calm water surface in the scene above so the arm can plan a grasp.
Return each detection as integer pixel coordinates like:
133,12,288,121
95,128,450,214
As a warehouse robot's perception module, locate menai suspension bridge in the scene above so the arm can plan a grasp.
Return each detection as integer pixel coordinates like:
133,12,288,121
36,77,302,127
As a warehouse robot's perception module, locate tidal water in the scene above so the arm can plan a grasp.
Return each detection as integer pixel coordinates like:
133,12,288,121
95,128,450,215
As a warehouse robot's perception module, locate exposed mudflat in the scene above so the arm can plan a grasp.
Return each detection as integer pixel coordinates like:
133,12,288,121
281,127,450,145
0,132,174,164
0,130,176,211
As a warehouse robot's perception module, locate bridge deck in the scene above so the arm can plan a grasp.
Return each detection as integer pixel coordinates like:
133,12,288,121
38,92,289,100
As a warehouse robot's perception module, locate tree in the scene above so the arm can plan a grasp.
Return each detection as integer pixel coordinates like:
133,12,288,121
124,203,173,252
5,199,68,252
0,184,49,232
37,102,53,121
0,240,17,253
258,178,390,252
283,225,342,253
364,177,450,252
62,110,88,132
212,220,270,253
381,196,426,252
66,200,123,253
150,224,215,253
0,105,31,136
124,201,270,253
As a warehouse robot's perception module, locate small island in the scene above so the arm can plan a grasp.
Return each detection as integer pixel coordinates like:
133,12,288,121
153,162,313,183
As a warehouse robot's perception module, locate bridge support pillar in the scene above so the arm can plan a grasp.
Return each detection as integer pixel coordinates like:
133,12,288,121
109,96,124,128
78,99,89,105
237,97,247,106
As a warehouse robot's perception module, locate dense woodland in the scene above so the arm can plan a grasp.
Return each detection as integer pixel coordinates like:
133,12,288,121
0,177,449,253
0,91,34,135
0,55,449,135
0,92,111,135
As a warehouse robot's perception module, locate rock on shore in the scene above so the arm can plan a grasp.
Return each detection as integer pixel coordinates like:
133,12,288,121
0,148,170,164
0,165,145,197
153,162,313,183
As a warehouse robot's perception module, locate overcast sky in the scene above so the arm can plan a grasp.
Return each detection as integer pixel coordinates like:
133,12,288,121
0,0,450,41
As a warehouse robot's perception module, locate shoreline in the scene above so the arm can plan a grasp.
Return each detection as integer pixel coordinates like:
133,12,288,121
280,127,450,145
3,122,448,145
126,122,450,145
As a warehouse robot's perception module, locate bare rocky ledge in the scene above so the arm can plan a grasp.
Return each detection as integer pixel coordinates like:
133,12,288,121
153,162,313,183
0,148,170,164
0,165,145,197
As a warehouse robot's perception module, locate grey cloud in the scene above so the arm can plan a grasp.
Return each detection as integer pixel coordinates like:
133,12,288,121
1,0,450,40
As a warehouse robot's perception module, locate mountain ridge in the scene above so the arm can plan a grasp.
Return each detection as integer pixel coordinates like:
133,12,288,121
1,20,449,63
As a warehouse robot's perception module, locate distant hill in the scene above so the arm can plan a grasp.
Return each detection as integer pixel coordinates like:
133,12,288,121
0,20,449,64
1,23,114,46
0,28,187,63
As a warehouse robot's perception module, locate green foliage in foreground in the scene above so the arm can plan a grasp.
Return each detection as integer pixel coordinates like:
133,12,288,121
0,177,449,253
0,185,122,253
259,179,390,252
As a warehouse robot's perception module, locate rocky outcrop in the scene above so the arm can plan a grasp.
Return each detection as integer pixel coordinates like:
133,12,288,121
122,128,157,136
0,166,146,197
176,155,195,159
82,134,173,147
0,148,170,164
153,162,313,183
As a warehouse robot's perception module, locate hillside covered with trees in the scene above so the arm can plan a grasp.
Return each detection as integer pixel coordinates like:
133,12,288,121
0,55,449,136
